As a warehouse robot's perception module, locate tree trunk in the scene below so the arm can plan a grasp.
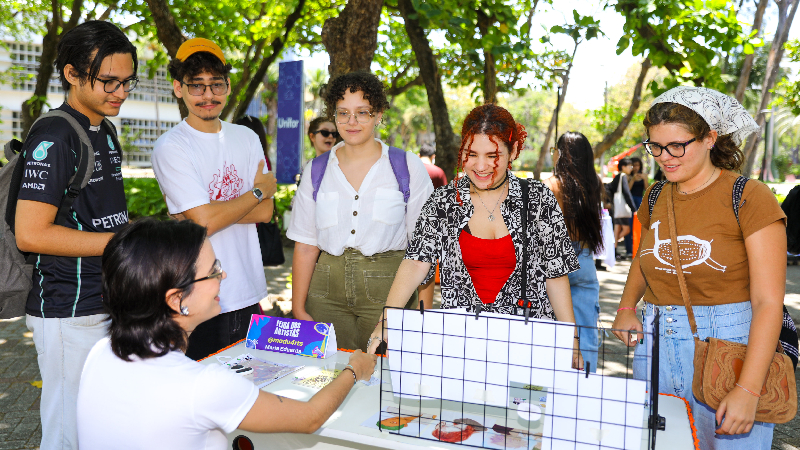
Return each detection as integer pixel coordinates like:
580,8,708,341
593,58,651,159
742,0,799,175
232,0,306,121
734,0,769,102
476,9,497,104
220,39,266,121
321,0,384,79
397,0,460,180
144,0,188,118
21,0,85,139
533,43,578,180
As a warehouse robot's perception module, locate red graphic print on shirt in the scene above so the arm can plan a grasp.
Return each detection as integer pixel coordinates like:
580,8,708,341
209,162,244,201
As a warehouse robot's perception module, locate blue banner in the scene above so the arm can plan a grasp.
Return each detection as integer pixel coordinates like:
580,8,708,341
276,60,304,184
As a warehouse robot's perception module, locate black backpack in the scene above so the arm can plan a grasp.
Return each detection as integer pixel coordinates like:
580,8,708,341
0,111,118,319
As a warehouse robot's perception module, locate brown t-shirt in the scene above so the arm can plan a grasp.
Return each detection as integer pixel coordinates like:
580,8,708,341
637,170,786,306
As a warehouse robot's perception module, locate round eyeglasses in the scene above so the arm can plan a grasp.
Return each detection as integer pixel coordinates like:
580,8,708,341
336,109,375,124
643,137,697,158
177,259,223,289
180,81,229,96
81,71,139,93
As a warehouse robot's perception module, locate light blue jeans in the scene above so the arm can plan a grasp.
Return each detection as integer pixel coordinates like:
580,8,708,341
568,249,600,372
633,302,774,450
27,313,108,450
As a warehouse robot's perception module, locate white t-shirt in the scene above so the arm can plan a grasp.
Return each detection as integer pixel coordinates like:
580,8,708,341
287,139,434,256
77,338,259,450
152,120,268,313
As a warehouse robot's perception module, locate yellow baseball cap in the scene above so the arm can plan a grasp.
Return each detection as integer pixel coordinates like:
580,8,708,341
175,38,226,65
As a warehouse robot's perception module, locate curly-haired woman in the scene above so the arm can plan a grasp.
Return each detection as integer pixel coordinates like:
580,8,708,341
365,104,583,368
287,71,434,352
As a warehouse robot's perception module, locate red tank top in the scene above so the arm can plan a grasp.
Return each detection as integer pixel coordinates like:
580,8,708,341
459,230,517,304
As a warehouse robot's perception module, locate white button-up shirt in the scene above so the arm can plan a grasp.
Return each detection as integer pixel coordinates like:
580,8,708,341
287,139,434,256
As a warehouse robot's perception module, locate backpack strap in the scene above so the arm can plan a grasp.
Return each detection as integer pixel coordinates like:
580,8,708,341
388,146,411,203
30,111,96,226
310,151,332,202
732,175,748,227
311,146,412,203
647,180,668,217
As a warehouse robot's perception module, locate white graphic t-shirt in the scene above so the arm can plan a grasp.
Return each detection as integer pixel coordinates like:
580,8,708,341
152,120,268,313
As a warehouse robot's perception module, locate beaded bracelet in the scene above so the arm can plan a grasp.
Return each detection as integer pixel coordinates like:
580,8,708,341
342,367,357,386
617,307,636,312
735,383,761,398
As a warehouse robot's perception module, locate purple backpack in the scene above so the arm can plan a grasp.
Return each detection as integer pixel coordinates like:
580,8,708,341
310,146,410,203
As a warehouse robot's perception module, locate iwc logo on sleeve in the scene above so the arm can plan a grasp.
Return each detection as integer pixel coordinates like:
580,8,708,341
32,141,54,161
107,135,115,150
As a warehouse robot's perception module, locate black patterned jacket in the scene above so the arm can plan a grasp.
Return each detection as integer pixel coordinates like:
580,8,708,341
405,172,579,318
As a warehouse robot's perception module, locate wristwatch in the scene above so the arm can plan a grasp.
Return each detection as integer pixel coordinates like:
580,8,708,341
251,187,263,203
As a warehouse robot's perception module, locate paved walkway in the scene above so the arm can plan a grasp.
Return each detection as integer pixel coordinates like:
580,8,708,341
3,251,800,449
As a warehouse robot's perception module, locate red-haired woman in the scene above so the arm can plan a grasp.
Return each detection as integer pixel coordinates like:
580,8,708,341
366,105,583,367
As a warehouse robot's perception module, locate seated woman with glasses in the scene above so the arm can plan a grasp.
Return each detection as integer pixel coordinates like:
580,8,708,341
76,219,377,449
308,117,340,157
287,71,434,352
365,104,583,369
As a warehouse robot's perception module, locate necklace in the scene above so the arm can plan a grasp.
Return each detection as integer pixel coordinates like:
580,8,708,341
678,167,717,195
473,183,506,221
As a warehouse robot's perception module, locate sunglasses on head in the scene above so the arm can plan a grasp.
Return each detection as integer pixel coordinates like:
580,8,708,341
312,130,340,139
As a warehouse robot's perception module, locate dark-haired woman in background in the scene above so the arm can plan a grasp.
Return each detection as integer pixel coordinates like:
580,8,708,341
77,219,376,448
544,132,603,371
624,156,650,255
288,72,433,351
308,116,339,157
366,105,582,369
234,115,272,170
609,158,636,259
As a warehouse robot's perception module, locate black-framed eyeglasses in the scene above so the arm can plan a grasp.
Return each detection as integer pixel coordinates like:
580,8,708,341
81,71,139,93
180,80,229,96
336,108,374,124
311,130,340,139
643,137,697,158
178,259,223,289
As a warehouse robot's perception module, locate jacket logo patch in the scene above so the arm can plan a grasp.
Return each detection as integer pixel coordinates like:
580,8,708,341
107,135,115,150
32,141,53,161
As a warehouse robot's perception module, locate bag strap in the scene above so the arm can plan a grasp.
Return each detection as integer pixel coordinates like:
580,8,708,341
310,151,332,201
520,178,530,315
311,146,411,203
665,183,699,337
647,180,668,217
388,146,410,203
732,175,748,226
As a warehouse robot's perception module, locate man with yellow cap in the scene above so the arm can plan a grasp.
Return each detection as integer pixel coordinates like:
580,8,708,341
152,38,278,360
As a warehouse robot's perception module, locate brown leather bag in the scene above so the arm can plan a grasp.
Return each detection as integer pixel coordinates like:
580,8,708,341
665,184,797,424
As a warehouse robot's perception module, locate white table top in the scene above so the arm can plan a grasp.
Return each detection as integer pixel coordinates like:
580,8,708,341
201,343,695,450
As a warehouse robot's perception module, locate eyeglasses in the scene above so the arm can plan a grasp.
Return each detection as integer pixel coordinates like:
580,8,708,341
180,80,229,96
178,259,223,289
81,71,139,93
312,130,340,139
643,137,697,158
336,109,374,124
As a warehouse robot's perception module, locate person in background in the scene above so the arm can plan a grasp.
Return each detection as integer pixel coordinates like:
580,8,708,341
14,21,137,449
609,158,635,259
419,142,447,189
624,156,649,255
544,131,604,371
366,104,582,371
308,117,339,157
152,38,277,360
288,71,434,351
235,115,272,171
77,219,377,449
612,86,784,448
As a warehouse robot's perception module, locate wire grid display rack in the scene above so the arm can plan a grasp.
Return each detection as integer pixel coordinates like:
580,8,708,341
377,306,662,450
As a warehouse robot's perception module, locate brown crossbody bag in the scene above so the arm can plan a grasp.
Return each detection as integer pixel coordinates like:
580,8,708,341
664,183,796,423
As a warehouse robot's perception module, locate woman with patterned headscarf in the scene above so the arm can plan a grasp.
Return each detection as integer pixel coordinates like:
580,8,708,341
612,87,786,449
